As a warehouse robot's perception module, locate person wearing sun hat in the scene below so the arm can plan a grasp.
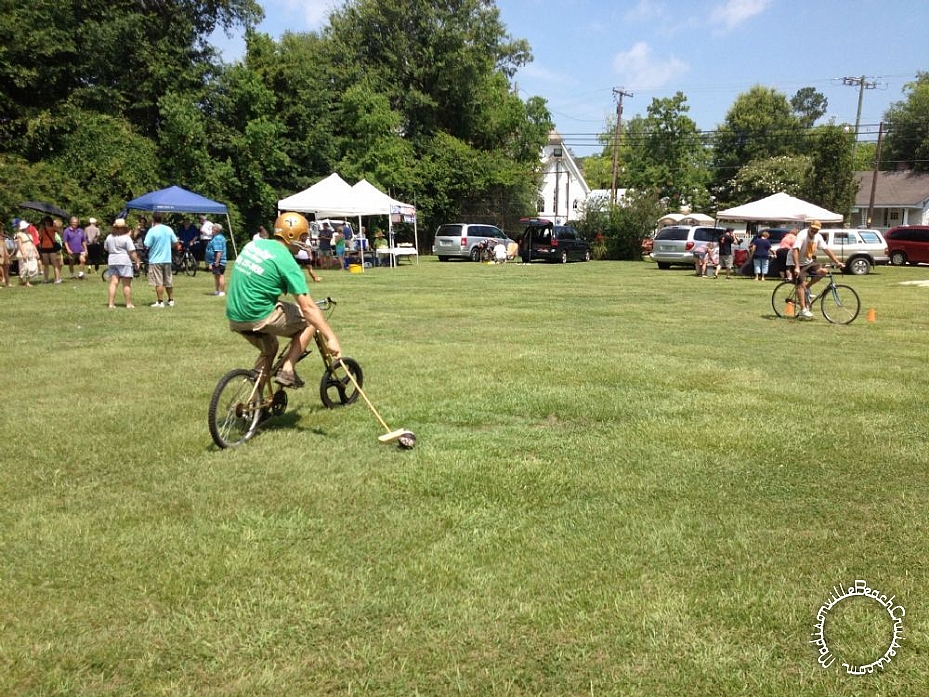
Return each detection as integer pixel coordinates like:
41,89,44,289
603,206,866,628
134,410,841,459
791,220,844,319
103,218,141,308
14,220,40,286
372,229,388,266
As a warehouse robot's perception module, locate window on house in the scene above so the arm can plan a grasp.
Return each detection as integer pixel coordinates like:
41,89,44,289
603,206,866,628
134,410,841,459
538,198,544,212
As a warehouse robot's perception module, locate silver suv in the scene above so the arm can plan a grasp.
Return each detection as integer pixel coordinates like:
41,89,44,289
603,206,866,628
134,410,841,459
433,223,514,262
649,225,728,269
817,228,888,275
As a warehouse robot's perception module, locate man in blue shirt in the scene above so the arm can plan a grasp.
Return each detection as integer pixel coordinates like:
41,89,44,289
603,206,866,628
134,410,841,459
143,211,179,307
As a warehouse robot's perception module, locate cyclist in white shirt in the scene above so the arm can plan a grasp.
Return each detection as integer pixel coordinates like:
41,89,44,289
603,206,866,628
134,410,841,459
791,220,843,319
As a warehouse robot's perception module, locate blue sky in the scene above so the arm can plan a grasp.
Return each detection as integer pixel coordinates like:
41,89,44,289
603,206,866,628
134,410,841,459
213,0,927,156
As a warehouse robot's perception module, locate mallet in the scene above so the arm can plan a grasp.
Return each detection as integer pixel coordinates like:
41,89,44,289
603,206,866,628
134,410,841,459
335,359,416,448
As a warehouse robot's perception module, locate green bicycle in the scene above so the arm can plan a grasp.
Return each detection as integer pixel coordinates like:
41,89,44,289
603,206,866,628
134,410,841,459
771,265,861,324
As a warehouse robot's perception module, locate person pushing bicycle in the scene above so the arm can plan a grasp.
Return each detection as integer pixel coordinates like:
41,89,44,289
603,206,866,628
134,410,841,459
226,212,342,388
791,220,843,319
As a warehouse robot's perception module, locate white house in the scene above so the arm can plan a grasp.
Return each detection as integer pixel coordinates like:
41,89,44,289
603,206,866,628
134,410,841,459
852,171,929,230
538,130,591,224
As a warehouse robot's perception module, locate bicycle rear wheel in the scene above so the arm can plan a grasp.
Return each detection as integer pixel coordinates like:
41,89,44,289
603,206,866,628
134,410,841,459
771,281,800,317
208,369,263,448
820,284,860,324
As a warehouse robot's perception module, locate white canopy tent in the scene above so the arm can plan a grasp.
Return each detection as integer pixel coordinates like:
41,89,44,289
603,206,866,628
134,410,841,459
716,192,843,223
277,173,353,213
279,177,418,269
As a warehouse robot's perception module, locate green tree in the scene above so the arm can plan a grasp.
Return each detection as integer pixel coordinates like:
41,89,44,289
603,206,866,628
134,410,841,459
882,72,929,172
790,87,828,129
321,0,549,228
730,155,812,201
575,190,663,260
803,123,857,218
620,93,710,210
325,0,531,143
0,0,262,145
712,86,802,204
244,31,339,192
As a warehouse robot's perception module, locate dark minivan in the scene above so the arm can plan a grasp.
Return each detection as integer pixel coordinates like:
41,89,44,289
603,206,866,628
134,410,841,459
519,218,591,263
884,225,929,266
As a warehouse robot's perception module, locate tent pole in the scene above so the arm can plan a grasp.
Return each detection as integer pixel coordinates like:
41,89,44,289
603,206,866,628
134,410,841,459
226,213,238,258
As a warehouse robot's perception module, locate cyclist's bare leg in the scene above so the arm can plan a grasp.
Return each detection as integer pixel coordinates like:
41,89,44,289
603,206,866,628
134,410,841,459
279,326,316,375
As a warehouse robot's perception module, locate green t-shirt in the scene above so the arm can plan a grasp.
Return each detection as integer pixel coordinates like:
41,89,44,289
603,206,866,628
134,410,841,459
226,239,308,323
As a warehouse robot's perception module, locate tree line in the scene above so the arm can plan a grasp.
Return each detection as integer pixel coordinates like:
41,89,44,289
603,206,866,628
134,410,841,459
0,0,550,244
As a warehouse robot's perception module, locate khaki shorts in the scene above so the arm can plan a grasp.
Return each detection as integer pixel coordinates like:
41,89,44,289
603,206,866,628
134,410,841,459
148,262,173,287
229,302,307,357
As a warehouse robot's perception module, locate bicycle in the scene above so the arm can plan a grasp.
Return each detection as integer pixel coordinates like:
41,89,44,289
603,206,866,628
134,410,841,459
207,297,363,449
771,265,861,324
172,246,198,276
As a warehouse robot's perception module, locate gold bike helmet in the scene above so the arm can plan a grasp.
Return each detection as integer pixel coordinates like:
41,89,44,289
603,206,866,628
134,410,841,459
273,212,309,245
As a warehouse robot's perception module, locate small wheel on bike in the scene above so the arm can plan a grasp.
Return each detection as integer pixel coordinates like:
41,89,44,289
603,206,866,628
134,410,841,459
269,388,288,417
820,284,861,324
771,281,799,317
208,368,263,448
320,357,363,408
184,255,197,277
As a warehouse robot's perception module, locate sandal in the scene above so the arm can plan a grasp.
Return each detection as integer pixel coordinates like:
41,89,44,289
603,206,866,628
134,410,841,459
274,369,305,389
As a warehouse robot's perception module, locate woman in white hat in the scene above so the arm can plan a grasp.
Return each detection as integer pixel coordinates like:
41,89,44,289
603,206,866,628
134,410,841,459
104,219,141,308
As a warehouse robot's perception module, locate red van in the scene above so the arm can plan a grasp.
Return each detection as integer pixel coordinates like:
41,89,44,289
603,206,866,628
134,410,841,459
885,225,929,266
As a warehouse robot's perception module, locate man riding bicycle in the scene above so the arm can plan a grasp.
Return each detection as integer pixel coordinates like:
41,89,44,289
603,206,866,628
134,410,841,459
791,220,843,319
226,212,342,388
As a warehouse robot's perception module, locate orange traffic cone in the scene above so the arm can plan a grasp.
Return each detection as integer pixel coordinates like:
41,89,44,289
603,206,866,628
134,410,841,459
785,300,795,317
867,307,876,322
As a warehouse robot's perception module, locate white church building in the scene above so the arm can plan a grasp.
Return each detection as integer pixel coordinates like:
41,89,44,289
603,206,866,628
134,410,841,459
537,130,591,224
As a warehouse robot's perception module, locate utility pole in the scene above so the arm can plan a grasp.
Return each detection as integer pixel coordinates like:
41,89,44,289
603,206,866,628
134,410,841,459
610,88,633,205
866,122,884,228
841,75,878,161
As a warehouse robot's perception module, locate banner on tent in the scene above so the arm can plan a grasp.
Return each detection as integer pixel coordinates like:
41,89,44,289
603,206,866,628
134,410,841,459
390,205,416,224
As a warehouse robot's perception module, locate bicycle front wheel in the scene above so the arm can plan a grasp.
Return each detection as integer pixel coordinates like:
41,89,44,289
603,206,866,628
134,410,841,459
320,357,363,408
208,369,263,448
820,284,860,324
771,281,799,317
183,254,197,277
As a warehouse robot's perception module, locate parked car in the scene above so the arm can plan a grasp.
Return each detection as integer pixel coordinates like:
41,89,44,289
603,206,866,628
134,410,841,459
519,218,591,263
815,228,888,275
742,227,887,276
884,225,929,266
433,223,513,261
649,225,728,269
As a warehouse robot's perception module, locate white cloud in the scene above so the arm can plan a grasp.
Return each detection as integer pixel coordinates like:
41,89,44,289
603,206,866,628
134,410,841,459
611,42,689,88
624,0,665,23
709,0,772,32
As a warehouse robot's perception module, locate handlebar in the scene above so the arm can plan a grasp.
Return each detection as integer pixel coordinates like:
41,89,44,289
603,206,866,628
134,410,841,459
315,296,336,310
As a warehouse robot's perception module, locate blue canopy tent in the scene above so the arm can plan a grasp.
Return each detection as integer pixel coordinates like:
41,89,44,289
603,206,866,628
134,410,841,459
124,185,237,256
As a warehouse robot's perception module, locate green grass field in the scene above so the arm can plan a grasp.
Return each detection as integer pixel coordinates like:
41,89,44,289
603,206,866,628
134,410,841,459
1,258,927,695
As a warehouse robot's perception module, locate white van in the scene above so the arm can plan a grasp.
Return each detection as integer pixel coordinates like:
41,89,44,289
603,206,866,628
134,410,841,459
433,223,514,261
